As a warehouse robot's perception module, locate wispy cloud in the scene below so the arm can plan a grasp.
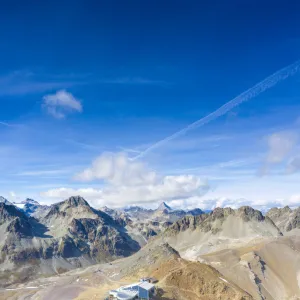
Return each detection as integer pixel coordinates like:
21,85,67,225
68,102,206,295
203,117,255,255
0,121,23,128
0,70,169,97
117,146,142,154
64,139,103,151
260,130,298,175
43,90,83,119
0,121,13,127
170,157,259,176
15,169,70,176
0,70,82,96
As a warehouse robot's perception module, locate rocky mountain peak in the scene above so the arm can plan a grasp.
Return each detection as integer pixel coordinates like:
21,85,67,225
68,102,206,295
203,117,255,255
282,205,292,213
0,196,13,206
237,206,264,222
157,202,172,212
267,206,292,218
210,206,264,222
211,207,234,220
44,196,92,221
267,206,300,232
22,198,39,205
101,206,116,215
64,196,90,207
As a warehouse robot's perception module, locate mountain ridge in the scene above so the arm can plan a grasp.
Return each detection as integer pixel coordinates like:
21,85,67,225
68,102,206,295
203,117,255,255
1,194,299,299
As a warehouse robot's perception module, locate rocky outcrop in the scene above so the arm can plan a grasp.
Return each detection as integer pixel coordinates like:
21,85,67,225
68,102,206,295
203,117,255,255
6,217,33,237
167,206,282,236
267,206,300,232
168,214,208,233
237,206,264,222
0,203,27,225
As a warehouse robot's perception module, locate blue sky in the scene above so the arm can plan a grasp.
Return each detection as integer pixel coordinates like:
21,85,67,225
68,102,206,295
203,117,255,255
1,0,300,210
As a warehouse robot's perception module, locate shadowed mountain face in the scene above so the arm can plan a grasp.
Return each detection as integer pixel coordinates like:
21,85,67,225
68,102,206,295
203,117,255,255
0,196,140,287
21,198,50,219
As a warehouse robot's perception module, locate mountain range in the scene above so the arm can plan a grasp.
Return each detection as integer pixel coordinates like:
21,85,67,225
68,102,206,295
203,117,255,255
0,195,300,300
0,197,205,287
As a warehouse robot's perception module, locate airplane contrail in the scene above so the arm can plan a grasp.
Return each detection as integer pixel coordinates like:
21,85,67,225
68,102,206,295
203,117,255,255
0,121,12,127
133,59,300,160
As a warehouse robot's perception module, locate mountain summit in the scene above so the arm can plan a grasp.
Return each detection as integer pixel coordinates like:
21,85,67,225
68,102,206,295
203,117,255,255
0,196,13,206
21,198,40,205
157,202,172,212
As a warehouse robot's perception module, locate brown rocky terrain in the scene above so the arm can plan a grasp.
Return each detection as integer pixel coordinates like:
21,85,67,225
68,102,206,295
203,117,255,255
201,235,300,300
151,258,253,300
0,242,252,300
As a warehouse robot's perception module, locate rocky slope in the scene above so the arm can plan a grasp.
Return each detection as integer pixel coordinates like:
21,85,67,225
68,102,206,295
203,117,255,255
0,196,140,287
202,235,300,300
151,258,253,300
160,206,300,299
0,196,14,206
1,241,252,300
111,240,252,300
164,206,282,259
266,206,300,234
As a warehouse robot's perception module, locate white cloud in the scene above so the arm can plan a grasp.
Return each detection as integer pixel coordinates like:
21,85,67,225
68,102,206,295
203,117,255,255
43,90,82,119
74,152,157,186
266,131,297,164
42,152,209,207
16,169,70,176
41,187,103,202
9,191,16,199
41,175,209,208
261,131,298,174
181,194,300,212
288,194,300,205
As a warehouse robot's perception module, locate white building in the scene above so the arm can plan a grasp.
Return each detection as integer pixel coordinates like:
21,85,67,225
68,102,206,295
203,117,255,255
109,281,155,300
